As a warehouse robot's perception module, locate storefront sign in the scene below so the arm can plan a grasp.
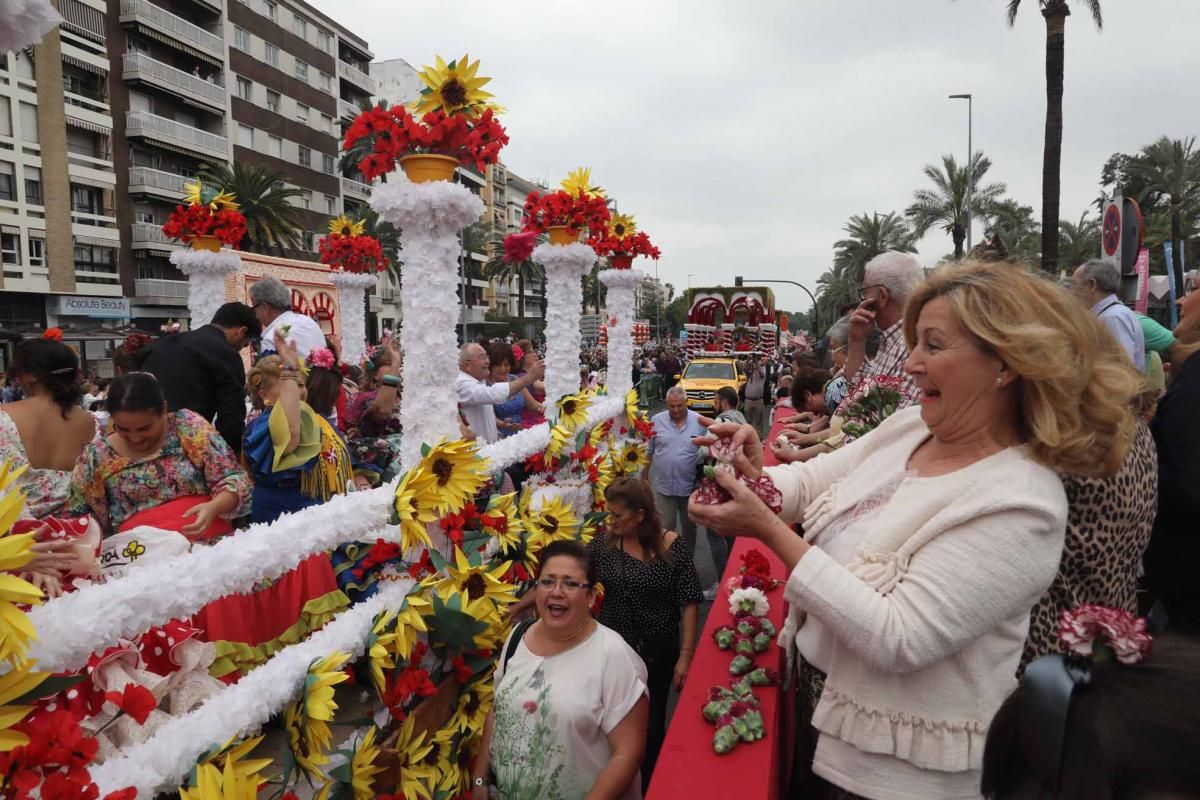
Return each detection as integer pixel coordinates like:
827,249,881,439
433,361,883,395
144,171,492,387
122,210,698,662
50,295,131,319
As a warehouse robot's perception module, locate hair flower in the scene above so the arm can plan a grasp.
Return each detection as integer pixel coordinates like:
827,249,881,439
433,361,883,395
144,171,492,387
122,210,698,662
42,327,63,341
306,347,337,370
1058,605,1152,665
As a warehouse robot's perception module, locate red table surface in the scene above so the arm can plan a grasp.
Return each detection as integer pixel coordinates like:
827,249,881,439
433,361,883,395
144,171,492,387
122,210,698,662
647,407,796,800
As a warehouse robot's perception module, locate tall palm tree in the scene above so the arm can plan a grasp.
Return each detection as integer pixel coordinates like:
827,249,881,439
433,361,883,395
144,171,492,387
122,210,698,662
907,152,1007,258
1130,136,1200,293
833,211,917,284
815,261,860,331
1005,0,1104,273
482,229,545,332
198,162,307,253
982,199,1042,265
1057,211,1100,270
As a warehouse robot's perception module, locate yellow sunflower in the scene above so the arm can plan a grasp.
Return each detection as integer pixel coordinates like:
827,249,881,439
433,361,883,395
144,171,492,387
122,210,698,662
0,661,49,751
560,167,605,200
389,716,437,800
608,213,637,239
367,611,398,697
0,467,41,665
429,547,515,622
283,652,351,781
179,736,272,800
392,593,430,661
481,492,523,550
327,214,365,238
447,680,492,738
524,496,578,548
613,441,649,477
544,423,573,461
588,419,612,451
624,388,641,428
415,439,489,516
409,54,497,119
555,392,592,430
431,727,467,795
183,182,239,212
393,466,439,552
348,727,385,800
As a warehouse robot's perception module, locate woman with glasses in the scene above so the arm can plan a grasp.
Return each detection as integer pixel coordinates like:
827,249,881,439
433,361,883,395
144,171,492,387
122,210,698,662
474,540,649,800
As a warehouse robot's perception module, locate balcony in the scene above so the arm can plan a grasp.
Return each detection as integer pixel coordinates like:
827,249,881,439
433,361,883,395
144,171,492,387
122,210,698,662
130,222,180,250
337,60,375,94
128,166,190,200
341,176,371,200
119,0,224,59
123,53,224,110
126,110,228,160
338,98,360,120
135,277,190,301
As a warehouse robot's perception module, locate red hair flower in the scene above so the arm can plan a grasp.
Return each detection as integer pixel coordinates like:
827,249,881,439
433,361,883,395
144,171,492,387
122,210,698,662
42,327,63,342
1058,605,1152,665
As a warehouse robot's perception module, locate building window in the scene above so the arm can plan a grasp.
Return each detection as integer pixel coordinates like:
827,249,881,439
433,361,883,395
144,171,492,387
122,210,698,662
235,77,251,100
71,185,101,214
300,191,311,209
322,153,334,174
302,231,314,250
320,113,332,133
27,238,44,268
0,97,10,137
324,194,335,214
265,0,276,20
233,26,250,51
266,90,280,113
18,103,37,144
237,124,253,148
23,166,40,205
265,43,279,67
319,72,332,91
293,16,306,38
268,135,282,158
318,30,331,51
0,162,13,202
74,244,116,274
135,210,154,223
294,60,308,81
0,233,18,265
295,103,308,124
298,145,311,167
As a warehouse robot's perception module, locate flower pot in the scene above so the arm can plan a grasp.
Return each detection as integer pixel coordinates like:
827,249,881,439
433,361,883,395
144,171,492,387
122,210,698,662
609,254,633,269
190,235,221,252
546,226,577,246
399,153,460,184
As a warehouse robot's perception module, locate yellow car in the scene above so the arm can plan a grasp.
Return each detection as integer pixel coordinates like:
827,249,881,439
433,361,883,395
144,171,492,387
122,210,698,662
676,357,746,415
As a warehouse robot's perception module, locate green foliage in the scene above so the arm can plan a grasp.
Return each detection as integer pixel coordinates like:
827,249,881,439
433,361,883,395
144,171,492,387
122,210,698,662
906,152,1007,258
198,161,308,253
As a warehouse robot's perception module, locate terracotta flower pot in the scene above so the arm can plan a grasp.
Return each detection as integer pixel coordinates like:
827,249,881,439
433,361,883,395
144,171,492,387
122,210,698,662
190,235,221,252
399,153,460,183
609,254,633,269
546,226,577,246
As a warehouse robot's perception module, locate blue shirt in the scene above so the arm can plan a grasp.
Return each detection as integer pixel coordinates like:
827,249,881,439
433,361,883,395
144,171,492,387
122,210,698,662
648,409,706,496
1091,294,1146,371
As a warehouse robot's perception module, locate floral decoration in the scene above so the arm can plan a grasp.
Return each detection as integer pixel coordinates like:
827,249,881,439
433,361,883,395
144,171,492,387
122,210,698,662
1058,605,1152,665
502,231,537,264
840,374,908,440
588,213,661,262
161,183,247,248
319,215,388,275
40,328,62,342
521,190,611,237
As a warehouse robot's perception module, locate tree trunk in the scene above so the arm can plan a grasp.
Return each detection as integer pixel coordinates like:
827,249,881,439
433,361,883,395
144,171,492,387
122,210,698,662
1039,4,1069,274
952,222,965,259
1171,201,1185,295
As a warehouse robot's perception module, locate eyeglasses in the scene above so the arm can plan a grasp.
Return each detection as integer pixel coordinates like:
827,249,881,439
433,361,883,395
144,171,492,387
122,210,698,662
536,577,591,592
857,284,885,302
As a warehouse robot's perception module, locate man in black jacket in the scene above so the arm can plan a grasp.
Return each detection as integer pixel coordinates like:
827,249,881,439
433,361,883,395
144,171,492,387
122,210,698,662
135,302,260,454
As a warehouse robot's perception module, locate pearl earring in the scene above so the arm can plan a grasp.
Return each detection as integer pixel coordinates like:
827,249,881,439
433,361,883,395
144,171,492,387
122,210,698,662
995,377,1003,386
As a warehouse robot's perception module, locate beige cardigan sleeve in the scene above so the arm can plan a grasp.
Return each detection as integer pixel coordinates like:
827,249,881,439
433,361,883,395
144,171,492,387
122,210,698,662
763,435,876,525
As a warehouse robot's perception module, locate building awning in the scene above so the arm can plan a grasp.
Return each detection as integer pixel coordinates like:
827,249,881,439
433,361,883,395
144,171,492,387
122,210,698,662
66,115,111,135
60,0,106,44
68,172,116,190
61,52,107,76
133,24,223,69
73,234,119,248
27,229,45,239
0,225,19,235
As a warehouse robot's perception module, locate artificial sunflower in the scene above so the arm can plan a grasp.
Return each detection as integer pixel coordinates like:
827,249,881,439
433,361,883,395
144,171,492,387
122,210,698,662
560,167,605,200
429,547,515,622
183,182,239,212
608,213,637,239
0,466,41,665
410,54,497,118
393,467,440,552
555,392,592,430
392,593,430,660
389,716,437,800
179,735,272,800
524,496,578,548
0,660,48,751
347,727,385,800
613,441,649,476
283,652,351,781
625,388,642,428
544,423,573,461
415,439,488,516
327,214,365,238
447,680,492,738
588,418,613,451
481,492,523,550
367,611,399,697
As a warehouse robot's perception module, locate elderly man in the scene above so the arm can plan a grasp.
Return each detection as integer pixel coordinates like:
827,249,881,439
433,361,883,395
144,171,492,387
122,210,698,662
249,277,326,358
1072,259,1146,371
648,386,727,597
456,342,544,444
838,251,925,417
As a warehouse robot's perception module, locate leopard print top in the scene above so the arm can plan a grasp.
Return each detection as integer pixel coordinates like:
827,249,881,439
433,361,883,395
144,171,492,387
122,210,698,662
1021,420,1158,671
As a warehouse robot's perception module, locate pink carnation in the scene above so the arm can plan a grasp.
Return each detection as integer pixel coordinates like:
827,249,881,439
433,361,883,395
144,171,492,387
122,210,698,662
306,347,336,370
1058,605,1152,665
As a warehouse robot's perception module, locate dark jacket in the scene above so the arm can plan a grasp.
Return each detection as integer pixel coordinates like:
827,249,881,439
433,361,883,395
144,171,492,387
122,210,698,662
134,325,247,454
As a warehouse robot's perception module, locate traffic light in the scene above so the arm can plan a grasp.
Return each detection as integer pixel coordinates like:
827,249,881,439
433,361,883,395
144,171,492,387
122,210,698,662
734,276,743,287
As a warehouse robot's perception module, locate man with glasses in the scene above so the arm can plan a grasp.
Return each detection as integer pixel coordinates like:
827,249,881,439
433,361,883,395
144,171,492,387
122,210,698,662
249,277,326,359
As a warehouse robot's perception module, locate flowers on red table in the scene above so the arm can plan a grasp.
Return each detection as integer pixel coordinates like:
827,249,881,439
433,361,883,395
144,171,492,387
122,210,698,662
318,215,388,274
588,213,661,263
342,102,509,181
161,183,247,248
1058,605,1152,665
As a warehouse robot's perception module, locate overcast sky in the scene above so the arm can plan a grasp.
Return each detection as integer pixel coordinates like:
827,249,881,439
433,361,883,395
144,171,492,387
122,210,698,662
312,0,1200,316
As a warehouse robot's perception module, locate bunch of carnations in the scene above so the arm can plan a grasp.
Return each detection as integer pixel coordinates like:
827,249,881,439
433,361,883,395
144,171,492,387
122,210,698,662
318,231,388,274
1058,605,1153,665
343,104,509,182
692,442,784,513
521,190,611,237
840,374,908,440
161,203,246,247
713,587,776,676
588,230,661,261
727,547,781,592
701,674,777,754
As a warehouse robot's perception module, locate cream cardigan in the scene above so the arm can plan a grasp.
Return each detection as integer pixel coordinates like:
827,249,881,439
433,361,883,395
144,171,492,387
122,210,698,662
765,406,1067,777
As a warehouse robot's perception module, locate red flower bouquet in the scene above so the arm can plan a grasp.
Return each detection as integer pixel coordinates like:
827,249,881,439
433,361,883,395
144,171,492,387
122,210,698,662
161,203,246,248
502,231,537,263
342,103,509,182
590,231,661,264
318,216,388,275
521,190,611,237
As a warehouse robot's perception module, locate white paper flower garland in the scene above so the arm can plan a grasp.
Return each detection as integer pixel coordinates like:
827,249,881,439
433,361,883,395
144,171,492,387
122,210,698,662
169,249,241,329
90,579,415,798
0,0,61,51
599,268,643,399
371,176,484,470
329,270,377,366
534,242,595,418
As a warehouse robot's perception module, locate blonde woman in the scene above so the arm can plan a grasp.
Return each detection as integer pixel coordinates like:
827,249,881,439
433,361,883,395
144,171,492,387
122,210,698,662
691,262,1140,799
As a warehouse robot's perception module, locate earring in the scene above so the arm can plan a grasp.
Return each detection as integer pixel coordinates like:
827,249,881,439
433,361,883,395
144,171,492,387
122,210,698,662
995,377,1003,386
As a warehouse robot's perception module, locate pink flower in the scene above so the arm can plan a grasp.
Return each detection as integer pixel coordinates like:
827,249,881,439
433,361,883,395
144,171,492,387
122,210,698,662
503,231,537,263
523,700,538,714
1058,605,1152,665
306,347,336,370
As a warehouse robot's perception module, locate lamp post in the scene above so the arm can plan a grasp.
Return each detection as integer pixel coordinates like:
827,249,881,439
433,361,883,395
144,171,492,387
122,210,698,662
949,93,973,253
687,273,695,289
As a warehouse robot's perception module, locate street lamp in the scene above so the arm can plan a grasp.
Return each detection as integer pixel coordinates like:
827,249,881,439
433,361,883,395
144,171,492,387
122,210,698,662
949,93,973,253
687,273,695,289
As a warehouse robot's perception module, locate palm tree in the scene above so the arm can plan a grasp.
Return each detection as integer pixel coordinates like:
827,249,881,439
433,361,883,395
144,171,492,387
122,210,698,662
1004,0,1104,273
482,229,545,334
906,152,1007,258
582,263,606,314
815,261,860,331
982,199,1042,265
1130,136,1200,293
832,211,917,284
1057,211,1100,270
198,162,307,253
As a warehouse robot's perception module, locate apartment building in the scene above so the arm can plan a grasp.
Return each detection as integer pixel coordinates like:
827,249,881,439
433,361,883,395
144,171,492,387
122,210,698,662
0,0,122,342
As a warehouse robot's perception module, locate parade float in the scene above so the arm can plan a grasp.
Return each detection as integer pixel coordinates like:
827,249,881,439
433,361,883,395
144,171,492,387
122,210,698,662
683,285,778,358
0,54,666,800
318,215,388,366
162,183,247,328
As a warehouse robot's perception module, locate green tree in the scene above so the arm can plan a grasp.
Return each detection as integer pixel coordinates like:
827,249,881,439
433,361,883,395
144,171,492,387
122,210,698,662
906,152,1007,258
833,211,917,284
815,262,860,333
1057,211,1100,269
198,162,307,253
982,198,1042,265
665,294,688,337
582,263,606,314
1130,137,1200,293
1004,0,1104,273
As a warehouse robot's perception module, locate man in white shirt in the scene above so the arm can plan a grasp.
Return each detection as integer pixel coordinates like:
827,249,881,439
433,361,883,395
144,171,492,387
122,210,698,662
1072,259,1146,371
455,342,544,444
249,276,327,358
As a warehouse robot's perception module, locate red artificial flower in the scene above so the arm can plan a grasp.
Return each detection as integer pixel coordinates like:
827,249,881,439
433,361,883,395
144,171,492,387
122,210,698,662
451,655,473,684
42,327,63,342
383,667,437,720
103,790,137,800
521,190,611,236
503,231,537,263
105,683,156,725
406,550,435,580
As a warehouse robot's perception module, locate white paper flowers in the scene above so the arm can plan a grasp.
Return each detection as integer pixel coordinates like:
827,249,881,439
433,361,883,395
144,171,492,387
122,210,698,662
328,271,378,366
599,268,644,398
169,249,242,329
534,242,595,419
729,587,770,618
0,0,62,51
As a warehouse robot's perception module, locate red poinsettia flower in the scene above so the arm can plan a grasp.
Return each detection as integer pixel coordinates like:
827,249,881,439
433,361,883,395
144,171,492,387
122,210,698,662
105,683,156,725
451,655,473,684
503,231,537,263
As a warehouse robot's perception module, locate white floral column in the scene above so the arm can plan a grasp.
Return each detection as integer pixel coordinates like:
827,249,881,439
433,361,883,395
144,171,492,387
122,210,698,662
534,242,594,419
170,248,241,329
328,271,377,366
599,268,644,398
371,176,484,470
